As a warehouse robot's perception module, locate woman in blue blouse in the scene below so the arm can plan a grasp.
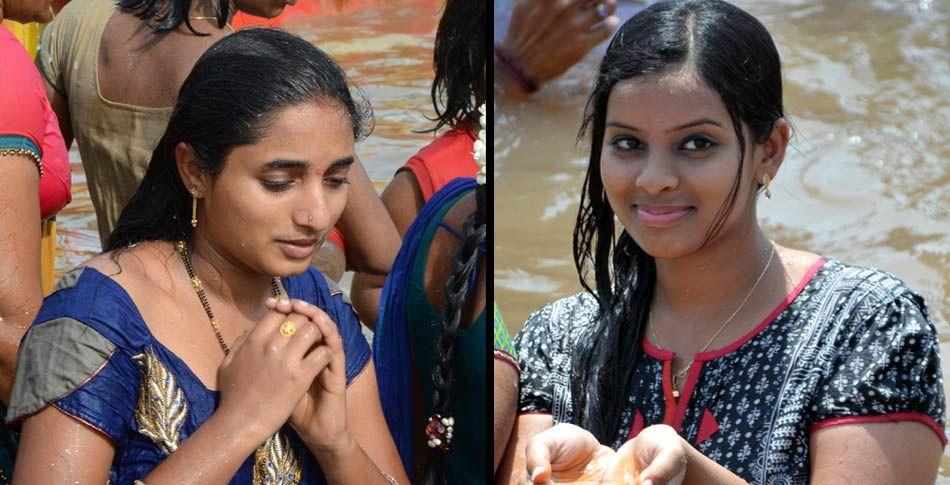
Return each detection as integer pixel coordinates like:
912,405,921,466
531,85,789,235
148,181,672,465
7,28,406,484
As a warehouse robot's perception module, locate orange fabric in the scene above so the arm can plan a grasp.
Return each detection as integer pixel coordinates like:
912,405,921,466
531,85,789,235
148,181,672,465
41,219,56,295
230,0,439,28
327,228,345,258
327,126,475,256
401,125,477,201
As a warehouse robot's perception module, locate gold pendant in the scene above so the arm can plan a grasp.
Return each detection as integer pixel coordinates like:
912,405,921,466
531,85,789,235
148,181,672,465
672,389,680,399
132,350,189,454
253,432,302,484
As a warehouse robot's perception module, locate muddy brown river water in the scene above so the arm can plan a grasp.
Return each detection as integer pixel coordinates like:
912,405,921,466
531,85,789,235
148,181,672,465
494,0,950,478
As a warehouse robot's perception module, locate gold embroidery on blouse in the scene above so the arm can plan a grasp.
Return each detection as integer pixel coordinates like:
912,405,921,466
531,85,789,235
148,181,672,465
253,432,302,484
132,350,189,454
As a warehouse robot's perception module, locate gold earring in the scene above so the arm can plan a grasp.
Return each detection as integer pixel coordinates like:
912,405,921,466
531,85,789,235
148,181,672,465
762,173,772,199
191,187,199,227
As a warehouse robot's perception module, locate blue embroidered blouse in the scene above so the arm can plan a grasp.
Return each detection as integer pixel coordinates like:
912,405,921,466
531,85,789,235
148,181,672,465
7,266,371,484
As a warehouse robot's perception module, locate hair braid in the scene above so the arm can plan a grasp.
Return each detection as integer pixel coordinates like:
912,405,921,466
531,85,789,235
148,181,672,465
417,208,486,485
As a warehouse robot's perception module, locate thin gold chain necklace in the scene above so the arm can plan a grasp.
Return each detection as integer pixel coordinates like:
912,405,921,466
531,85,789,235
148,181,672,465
649,242,776,398
176,241,281,355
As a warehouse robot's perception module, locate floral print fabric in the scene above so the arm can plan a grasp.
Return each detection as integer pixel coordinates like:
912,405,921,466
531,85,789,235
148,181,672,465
515,259,945,484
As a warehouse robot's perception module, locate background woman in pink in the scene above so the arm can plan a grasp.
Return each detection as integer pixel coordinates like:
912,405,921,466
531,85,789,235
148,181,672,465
0,0,73,476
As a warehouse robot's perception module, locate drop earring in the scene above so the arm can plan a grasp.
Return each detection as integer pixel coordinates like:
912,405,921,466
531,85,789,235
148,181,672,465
762,173,772,199
191,187,199,227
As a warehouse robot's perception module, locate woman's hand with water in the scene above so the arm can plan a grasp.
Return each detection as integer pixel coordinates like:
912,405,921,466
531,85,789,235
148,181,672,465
267,297,349,452
524,422,687,484
523,423,627,484
215,301,333,444
618,424,686,485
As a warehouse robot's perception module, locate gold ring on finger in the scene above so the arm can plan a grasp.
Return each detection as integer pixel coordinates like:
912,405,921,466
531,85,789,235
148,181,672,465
280,321,297,338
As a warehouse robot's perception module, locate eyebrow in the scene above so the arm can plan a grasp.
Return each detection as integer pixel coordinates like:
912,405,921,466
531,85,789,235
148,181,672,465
605,118,723,133
262,156,355,170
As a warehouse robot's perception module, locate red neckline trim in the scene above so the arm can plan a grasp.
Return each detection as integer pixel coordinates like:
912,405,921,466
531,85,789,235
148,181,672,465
660,360,677,426
810,412,947,447
671,361,704,431
642,258,827,362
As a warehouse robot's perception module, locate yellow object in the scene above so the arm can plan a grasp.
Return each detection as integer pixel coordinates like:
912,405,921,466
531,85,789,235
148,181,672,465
253,432,302,484
1,20,45,59
132,350,189,454
280,321,297,338
763,173,772,199
191,187,199,228
40,219,56,295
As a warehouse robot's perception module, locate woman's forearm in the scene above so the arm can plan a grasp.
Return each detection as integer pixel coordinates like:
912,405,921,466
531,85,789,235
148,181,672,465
307,432,404,485
350,272,386,329
682,438,748,485
0,157,44,405
0,322,31,405
142,410,266,484
337,161,400,275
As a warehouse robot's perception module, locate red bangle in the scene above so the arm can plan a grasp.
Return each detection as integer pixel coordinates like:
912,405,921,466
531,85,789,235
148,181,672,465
494,44,539,94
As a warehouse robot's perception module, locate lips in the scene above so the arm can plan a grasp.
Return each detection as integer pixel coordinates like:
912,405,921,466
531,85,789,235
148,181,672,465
635,205,694,228
277,238,318,260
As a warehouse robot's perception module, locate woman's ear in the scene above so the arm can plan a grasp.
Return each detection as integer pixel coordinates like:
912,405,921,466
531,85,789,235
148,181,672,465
758,118,790,181
175,142,207,194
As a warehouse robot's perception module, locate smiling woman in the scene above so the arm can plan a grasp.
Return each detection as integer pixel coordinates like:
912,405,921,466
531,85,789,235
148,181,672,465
499,1,946,484
7,28,406,485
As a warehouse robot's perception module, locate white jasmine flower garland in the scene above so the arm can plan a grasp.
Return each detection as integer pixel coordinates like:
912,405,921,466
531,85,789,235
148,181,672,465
473,104,486,185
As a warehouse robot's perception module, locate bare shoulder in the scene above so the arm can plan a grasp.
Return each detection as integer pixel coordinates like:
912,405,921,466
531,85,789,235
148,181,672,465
81,241,179,295
775,244,822,280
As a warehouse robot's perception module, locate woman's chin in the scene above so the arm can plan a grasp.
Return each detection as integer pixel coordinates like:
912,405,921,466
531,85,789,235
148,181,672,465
629,231,702,261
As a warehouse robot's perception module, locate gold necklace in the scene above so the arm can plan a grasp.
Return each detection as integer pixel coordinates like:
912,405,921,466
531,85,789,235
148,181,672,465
649,242,776,398
176,241,281,355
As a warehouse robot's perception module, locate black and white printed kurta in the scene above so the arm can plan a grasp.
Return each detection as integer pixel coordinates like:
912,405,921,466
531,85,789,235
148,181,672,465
514,259,945,484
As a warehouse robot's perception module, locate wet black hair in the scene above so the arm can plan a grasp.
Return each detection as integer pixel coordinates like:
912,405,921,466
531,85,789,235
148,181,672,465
415,184,485,485
116,0,231,35
571,0,785,445
426,0,486,132
107,28,372,251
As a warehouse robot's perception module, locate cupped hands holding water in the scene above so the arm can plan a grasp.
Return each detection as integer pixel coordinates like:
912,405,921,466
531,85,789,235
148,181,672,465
525,423,687,485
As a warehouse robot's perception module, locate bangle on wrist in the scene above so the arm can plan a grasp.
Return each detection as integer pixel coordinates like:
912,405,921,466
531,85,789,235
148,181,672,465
494,44,540,94
380,471,399,484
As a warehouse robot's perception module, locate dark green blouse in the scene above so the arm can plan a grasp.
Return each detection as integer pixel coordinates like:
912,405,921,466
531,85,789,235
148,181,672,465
405,195,486,484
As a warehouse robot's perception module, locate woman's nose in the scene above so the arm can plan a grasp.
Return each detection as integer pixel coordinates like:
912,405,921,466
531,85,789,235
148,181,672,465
295,184,330,230
635,152,678,195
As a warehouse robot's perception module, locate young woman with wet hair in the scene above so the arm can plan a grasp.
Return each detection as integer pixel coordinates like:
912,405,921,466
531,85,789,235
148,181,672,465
38,0,399,282
351,0,486,325
8,28,407,485
500,1,944,484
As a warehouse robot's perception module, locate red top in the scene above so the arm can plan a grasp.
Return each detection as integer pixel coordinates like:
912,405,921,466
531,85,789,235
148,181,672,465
326,125,476,256
401,125,477,201
0,26,72,220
